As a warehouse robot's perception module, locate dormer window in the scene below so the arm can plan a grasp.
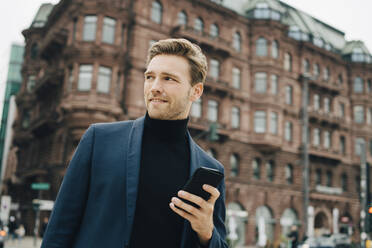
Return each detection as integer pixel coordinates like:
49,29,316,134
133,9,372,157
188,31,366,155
352,47,365,62
313,37,324,48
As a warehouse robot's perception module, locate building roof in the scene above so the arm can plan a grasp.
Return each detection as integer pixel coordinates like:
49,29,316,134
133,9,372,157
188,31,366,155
31,3,54,28
342,40,371,55
220,0,370,57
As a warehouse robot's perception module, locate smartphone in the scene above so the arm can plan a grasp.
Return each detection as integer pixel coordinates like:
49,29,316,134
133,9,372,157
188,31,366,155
180,167,224,208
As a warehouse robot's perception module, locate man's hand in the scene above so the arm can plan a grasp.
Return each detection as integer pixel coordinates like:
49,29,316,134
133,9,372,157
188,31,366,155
169,184,220,245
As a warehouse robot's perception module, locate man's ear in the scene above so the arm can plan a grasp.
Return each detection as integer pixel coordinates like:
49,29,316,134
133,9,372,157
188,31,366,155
190,82,203,102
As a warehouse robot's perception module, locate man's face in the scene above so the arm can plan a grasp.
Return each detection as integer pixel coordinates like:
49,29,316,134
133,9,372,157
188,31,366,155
144,54,202,120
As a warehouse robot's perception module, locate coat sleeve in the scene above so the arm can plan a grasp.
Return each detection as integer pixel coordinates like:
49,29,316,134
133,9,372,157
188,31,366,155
41,125,95,248
202,174,228,248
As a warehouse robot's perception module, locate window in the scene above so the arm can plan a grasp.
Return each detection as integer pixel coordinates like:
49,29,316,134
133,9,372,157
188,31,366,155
271,75,278,95
368,80,372,93
313,94,320,110
270,112,278,134
313,63,320,78
266,161,275,182
67,66,74,91
323,67,330,81
151,1,162,24
26,75,36,92
231,107,240,129
284,121,293,141
355,137,365,156
271,40,279,59
256,37,267,56
191,98,202,118
354,77,364,93
72,18,77,42
207,100,218,122
252,158,261,179
255,72,267,93
303,59,310,73
230,154,239,177
97,66,112,93
285,85,293,105
177,11,187,25
210,23,219,38
78,65,93,91
285,164,293,184
30,43,38,59
340,136,346,155
83,15,97,41
341,173,347,192
254,111,266,133
324,131,331,149
284,53,292,71
367,108,372,124
339,103,345,118
233,32,241,52
209,59,219,79
232,67,241,89
194,17,204,32
313,128,320,146
326,171,332,187
353,105,364,123
315,169,321,185
324,97,330,113
102,17,116,44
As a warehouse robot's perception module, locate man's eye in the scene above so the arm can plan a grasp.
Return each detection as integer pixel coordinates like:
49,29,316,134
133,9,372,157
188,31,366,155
165,77,173,81
145,75,153,80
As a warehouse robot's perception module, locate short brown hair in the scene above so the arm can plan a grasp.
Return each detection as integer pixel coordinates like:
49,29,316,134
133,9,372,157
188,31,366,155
146,38,208,86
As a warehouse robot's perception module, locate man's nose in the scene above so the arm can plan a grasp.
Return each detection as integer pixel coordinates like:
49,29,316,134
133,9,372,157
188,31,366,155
150,77,164,93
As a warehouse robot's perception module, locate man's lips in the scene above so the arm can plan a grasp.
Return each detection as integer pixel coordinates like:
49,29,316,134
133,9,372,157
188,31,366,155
149,98,168,103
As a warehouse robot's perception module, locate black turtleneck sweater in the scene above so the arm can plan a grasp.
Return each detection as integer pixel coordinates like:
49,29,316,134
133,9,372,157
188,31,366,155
128,113,190,247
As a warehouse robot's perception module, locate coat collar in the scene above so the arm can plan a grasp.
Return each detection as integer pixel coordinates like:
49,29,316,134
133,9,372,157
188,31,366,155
125,116,202,246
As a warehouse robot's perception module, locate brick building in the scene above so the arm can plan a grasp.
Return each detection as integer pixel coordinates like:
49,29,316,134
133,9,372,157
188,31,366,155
3,0,372,246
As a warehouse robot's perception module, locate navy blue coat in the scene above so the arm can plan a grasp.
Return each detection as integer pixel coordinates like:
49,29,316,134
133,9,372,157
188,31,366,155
41,116,228,248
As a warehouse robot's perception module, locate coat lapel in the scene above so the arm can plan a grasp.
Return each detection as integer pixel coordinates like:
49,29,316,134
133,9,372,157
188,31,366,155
125,116,145,245
180,132,201,248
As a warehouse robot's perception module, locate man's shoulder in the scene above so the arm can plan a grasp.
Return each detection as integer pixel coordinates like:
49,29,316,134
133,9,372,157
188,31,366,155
91,117,143,134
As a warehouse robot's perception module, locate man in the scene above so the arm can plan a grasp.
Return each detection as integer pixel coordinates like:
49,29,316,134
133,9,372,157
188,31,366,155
288,225,299,248
41,38,227,248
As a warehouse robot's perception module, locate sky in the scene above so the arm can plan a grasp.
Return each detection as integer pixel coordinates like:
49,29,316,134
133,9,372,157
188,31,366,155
0,0,372,116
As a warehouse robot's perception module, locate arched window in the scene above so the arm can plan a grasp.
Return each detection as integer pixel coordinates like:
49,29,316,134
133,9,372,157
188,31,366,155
226,203,247,246
323,67,330,82
252,158,261,179
281,209,299,235
233,32,241,52
231,107,240,129
284,53,292,71
256,37,268,56
271,40,279,59
255,206,274,244
266,161,275,182
313,63,320,78
194,17,204,32
303,59,310,73
83,15,97,41
353,77,364,93
284,121,293,141
177,11,187,25
230,154,239,177
151,1,162,24
210,23,219,38
209,59,220,79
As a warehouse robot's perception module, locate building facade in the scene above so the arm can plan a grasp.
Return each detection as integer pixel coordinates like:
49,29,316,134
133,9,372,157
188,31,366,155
4,0,372,245
0,44,24,188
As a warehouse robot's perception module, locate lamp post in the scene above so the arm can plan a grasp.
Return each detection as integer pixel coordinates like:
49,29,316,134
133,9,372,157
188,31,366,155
300,73,311,238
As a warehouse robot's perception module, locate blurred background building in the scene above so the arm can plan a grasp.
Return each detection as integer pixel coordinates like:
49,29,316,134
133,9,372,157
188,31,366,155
1,0,372,246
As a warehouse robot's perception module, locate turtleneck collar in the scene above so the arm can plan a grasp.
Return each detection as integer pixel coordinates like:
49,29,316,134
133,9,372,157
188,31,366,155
144,112,189,141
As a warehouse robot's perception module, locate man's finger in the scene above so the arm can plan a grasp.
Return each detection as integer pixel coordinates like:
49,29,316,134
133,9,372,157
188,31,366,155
171,197,200,216
178,190,205,208
203,184,220,203
169,202,194,221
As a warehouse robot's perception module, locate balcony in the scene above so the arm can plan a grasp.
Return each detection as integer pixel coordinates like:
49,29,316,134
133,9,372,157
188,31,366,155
170,25,233,56
307,108,342,128
308,79,342,96
309,145,342,163
29,105,62,136
34,68,64,96
40,28,68,60
249,133,282,152
204,76,231,97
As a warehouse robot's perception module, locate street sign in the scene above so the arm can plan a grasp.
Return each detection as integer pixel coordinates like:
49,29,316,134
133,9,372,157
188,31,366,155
32,199,54,211
31,183,50,190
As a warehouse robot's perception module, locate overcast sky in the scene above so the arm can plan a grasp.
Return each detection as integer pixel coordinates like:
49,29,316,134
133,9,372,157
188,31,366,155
0,0,371,117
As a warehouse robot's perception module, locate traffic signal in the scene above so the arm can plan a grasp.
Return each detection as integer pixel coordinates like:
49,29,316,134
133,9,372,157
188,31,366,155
208,123,219,141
